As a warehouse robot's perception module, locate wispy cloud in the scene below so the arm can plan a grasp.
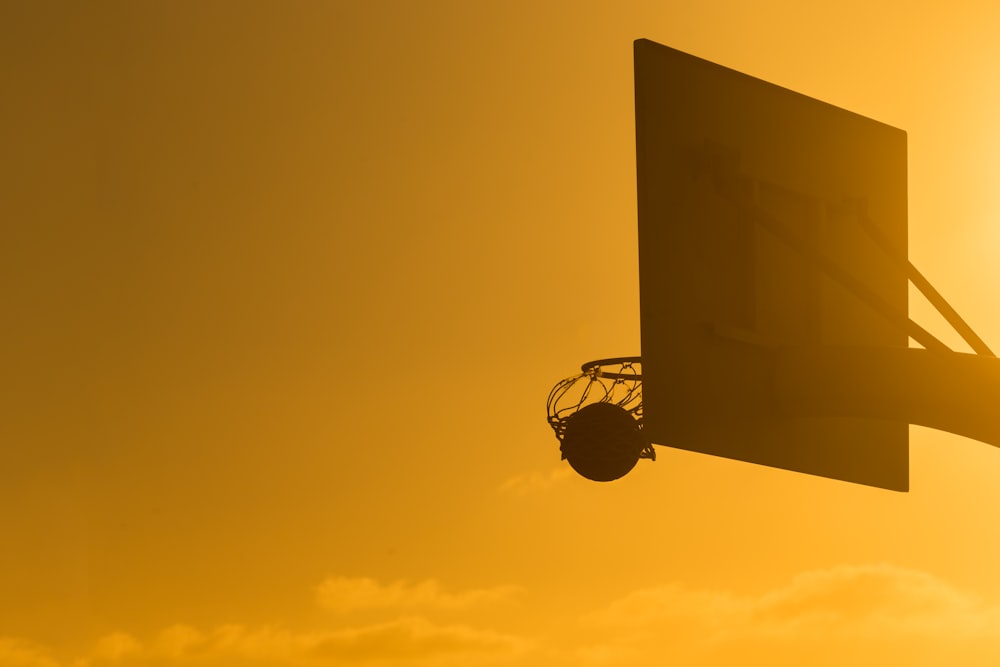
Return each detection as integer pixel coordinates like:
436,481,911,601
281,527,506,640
79,617,527,666
578,563,1000,666
587,563,997,639
0,638,59,667
14,564,1000,667
751,563,990,638
499,467,573,495
68,576,527,667
90,632,142,662
311,616,528,662
89,623,318,665
315,577,521,614
75,617,526,667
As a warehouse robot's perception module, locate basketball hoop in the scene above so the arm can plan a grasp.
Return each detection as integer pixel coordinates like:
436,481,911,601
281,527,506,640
546,357,654,481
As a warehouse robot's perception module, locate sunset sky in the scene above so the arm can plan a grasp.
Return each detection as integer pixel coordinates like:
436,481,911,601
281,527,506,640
7,1,1000,665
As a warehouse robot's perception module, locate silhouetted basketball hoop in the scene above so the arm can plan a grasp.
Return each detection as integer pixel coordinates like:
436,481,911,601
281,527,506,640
546,39,1000,490
546,358,655,481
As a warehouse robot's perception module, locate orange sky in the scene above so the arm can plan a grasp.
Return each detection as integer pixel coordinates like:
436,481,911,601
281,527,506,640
6,1,1000,665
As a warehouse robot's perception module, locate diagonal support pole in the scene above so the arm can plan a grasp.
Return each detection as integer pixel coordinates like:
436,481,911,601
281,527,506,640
851,206,995,357
736,184,952,354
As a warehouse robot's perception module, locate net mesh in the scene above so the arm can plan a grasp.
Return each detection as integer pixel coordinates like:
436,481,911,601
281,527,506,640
546,358,655,461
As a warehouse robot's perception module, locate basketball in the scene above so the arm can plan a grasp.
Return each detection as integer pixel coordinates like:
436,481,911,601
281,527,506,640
560,402,645,482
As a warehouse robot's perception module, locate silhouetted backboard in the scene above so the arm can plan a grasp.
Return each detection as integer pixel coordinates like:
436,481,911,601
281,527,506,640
635,39,909,490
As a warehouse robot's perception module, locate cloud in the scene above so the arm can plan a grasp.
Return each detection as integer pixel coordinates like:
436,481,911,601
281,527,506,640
499,467,573,495
90,632,142,662
21,564,1000,667
315,577,520,614
153,625,210,660
586,563,996,636
0,638,59,667
752,563,990,638
579,563,1000,666
310,616,527,662
79,617,526,666
70,576,527,666
585,581,745,634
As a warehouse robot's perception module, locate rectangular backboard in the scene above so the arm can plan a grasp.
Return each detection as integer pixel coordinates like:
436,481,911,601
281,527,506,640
635,39,909,490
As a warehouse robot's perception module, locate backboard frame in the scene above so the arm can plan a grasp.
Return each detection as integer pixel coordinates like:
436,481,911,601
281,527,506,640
634,38,909,491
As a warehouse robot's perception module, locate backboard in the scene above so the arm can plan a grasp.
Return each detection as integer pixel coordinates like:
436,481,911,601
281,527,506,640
635,39,909,490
